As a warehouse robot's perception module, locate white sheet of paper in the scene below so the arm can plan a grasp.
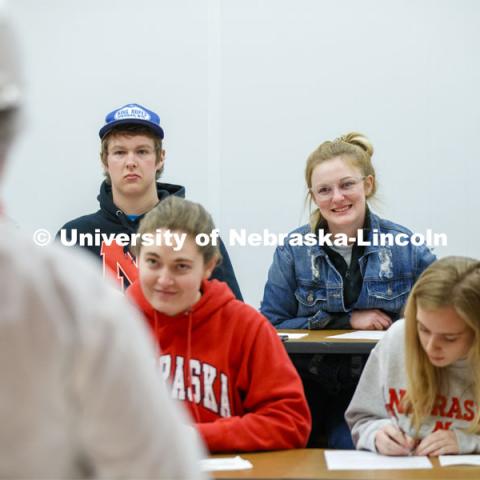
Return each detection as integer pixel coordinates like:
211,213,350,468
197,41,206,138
326,330,386,340
277,333,308,339
324,450,432,470
439,455,480,466
200,456,253,472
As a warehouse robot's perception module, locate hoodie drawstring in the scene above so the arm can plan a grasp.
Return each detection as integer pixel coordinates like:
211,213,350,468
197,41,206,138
154,309,200,422
185,310,200,422
153,310,160,347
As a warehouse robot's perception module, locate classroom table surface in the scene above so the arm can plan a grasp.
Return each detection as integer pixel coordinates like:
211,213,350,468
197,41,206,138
278,329,378,354
210,448,480,479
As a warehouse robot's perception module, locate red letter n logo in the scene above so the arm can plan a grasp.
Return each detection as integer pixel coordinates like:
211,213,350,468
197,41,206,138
101,241,138,290
386,388,407,415
433,420,452,432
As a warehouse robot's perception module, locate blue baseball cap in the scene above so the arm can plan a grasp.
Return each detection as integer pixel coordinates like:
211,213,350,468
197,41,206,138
99,103,164,139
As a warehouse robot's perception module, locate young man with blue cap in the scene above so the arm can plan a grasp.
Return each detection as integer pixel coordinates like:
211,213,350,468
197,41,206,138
59,103,242,298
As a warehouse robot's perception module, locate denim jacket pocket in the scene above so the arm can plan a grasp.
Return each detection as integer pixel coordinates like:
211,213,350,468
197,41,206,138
294,285,327,317
366,278,413,313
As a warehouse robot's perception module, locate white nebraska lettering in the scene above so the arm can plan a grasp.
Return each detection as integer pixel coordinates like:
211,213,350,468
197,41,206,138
159,355,231,417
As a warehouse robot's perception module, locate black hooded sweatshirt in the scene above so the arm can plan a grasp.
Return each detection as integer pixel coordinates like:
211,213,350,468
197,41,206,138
57,181,242,300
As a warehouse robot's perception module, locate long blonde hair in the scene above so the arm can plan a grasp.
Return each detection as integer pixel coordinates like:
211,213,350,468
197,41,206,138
404,256,480,434
305,132,376,231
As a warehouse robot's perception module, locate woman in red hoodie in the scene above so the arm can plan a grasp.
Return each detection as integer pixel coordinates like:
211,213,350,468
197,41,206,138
127,196,311,453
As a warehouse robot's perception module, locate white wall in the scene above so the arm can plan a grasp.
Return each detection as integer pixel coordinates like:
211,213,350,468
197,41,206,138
3,0,480,308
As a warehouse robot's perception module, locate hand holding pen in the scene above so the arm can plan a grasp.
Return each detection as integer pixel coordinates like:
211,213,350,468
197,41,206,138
375,413,417,456
414,429,459,456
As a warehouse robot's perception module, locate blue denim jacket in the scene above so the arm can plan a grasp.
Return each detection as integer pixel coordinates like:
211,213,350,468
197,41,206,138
260,212,436,329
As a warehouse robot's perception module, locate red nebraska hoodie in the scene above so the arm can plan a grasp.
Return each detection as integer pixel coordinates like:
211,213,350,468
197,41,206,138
127,279,311,453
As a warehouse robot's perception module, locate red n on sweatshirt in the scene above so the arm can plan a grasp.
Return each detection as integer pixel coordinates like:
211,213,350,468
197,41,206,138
128,279,311,452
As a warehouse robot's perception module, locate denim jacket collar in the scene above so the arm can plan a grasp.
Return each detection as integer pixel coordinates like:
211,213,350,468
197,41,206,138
311,206,380,259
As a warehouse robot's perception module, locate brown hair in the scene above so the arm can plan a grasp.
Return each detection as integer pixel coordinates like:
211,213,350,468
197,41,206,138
134,196,221,266
100,124,164,184
404,256,480,434
305,132,376,231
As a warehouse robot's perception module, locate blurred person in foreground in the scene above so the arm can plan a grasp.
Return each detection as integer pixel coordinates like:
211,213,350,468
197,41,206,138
0,6,206,479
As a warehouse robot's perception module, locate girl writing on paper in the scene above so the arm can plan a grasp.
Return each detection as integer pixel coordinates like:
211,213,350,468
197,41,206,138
260,132,436,448
347,257,480,455
127,196,311,453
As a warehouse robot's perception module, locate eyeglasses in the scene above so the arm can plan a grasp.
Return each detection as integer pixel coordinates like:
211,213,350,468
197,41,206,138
311,176,366,200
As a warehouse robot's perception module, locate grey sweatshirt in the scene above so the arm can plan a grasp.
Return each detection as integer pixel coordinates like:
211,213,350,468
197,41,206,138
345,319,480,454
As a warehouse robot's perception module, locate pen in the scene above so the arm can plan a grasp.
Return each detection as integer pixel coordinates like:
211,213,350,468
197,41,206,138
387,411,415,456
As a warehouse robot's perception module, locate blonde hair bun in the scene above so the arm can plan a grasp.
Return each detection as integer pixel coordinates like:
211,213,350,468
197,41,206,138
337,132,374,158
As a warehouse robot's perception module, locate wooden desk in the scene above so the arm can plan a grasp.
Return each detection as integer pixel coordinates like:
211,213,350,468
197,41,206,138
279,330,378,354
210,449,480,479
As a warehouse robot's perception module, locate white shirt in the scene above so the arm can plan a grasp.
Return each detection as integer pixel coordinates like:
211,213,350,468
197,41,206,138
0,222,206,479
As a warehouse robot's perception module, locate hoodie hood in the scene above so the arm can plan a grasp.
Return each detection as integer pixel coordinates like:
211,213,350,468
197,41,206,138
127,278,235,332
97,180,186,231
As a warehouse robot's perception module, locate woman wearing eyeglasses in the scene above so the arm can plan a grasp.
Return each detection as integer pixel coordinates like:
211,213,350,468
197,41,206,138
260,132,436,448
